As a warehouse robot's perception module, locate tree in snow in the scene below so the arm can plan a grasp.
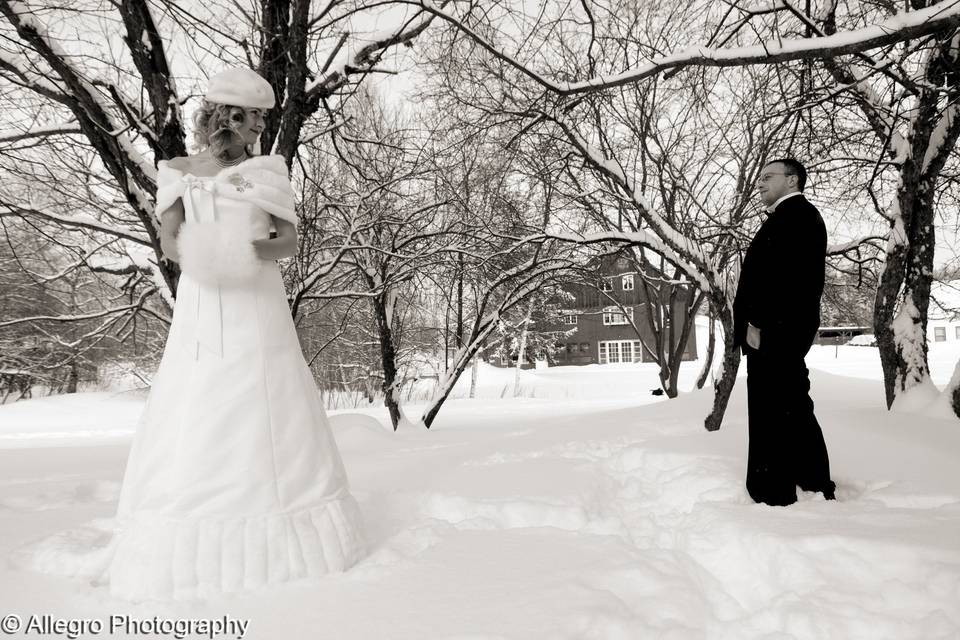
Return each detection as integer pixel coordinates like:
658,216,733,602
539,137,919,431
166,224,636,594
0,0,443,346
292,89,459,429
406,0,960,424
407,115,588,427
0,215,167,398
815,3,960,413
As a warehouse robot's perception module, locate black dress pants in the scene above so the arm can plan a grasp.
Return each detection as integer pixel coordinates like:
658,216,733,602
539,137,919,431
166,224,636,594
745,345,835,506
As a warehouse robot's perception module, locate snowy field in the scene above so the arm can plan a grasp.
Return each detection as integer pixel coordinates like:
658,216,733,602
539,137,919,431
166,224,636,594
1,336,959,639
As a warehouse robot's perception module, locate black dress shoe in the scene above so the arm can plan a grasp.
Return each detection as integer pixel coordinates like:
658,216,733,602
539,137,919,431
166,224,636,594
798,480,836,501
750,490,798,507
765,495,798,507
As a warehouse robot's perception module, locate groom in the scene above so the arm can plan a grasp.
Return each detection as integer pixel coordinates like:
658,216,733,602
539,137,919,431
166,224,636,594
733,158,836,506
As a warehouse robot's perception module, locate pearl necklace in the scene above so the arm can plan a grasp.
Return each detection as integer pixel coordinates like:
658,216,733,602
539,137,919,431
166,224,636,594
214,151,248,168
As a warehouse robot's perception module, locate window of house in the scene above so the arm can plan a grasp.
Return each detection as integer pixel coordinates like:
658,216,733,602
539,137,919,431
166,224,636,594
602,305,634,326
622,274,635,291
599,340,645,364
563,314,578,325
599,279,613,292
935,327,947,342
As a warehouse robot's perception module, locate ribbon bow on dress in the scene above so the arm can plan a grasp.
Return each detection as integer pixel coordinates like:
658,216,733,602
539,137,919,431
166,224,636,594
179,175,225,359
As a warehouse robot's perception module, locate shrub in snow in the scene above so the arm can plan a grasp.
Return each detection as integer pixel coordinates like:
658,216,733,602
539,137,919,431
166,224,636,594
845,334,877,347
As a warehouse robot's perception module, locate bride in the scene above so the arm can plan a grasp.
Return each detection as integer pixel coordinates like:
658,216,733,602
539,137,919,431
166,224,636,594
101,68,364,601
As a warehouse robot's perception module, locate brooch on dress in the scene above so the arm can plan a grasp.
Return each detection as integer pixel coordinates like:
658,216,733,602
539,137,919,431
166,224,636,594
227,173,254,192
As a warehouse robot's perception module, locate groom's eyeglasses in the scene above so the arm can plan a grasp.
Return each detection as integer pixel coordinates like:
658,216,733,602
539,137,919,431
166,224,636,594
758,172,791,183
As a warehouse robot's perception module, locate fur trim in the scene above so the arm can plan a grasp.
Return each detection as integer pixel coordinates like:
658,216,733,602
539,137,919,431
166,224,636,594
218,156,297,226
154,155,297,226
155,161,185,222
176,219,262,287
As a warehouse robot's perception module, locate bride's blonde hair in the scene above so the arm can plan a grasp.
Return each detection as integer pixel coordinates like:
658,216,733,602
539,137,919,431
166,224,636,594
192,101,255,157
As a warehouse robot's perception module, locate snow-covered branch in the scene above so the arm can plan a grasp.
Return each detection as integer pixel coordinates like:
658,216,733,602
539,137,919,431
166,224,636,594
549,117,718,293
306,4,444,98
541,230,711,293
0,0,158,201
0,47,69,102
564,1,960,93
0,287,160,330
0,205,152,246
0,124,82,144
827,236,888,256
394,0,960,96
921,100,960,176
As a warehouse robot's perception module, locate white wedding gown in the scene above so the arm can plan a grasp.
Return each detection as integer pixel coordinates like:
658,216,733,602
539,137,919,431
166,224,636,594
20,156,365,602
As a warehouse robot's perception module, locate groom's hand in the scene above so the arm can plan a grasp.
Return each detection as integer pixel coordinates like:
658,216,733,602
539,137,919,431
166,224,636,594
747,323,761,349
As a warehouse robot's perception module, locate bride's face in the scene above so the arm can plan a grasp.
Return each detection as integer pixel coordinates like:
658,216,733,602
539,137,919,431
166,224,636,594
229,107,266,146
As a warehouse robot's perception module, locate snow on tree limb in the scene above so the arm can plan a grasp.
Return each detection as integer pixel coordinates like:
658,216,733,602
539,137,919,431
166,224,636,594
0,124,82,144
0,205,152,245
398,0,960,95
827,236,888,256
922,100,960,175
0,286,160,330
0,0,182,303
550,118,720,293
563,1,960,93
0,48,69,102
305,5,442,98
542,230,711,293
116,0,185,158
0,0,156,196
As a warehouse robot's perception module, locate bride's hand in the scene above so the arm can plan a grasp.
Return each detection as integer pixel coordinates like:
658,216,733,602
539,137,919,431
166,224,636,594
252,238,266,260
251,222,297,260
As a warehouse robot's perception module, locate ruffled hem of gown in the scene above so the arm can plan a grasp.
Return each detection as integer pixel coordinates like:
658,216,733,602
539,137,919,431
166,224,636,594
17,493,366,603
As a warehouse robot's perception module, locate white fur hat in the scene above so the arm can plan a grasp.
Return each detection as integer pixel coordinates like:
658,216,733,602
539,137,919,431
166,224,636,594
205,68,275,109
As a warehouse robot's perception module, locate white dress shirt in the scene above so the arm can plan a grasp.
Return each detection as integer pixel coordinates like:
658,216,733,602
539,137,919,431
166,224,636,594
767,190,803,213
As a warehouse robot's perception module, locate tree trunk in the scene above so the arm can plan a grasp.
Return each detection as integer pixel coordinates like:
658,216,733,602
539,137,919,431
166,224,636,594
821,3,958,412
696,311,716,390
661,291,678,398
666,292,696,397
456,255,465,349
372,294,403,430
66,359,79,394
513,301,534,396
703,301,740,431
665,352,681,400
469,354,479,399
662,290,703,398
873,166,937,408
422,348,475,428
422,323,499,428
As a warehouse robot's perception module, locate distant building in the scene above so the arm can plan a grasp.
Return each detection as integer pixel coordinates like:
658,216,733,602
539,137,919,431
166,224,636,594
544,254,698,366
928,280,960,344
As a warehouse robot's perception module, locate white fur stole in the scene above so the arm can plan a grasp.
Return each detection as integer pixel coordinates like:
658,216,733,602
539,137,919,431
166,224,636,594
176,218,263,287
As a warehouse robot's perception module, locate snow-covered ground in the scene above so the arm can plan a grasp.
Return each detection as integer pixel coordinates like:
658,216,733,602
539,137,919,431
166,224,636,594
1,339,958,639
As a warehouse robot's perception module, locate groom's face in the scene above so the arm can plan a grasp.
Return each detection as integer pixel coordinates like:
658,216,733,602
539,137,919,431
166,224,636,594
757,162,798,207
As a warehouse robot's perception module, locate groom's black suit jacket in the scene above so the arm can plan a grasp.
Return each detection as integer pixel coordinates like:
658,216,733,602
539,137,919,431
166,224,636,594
733,194,827,357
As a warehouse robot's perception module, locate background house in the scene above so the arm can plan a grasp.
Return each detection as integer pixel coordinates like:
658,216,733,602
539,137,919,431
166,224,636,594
545,254,698,366
927,280,960,345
